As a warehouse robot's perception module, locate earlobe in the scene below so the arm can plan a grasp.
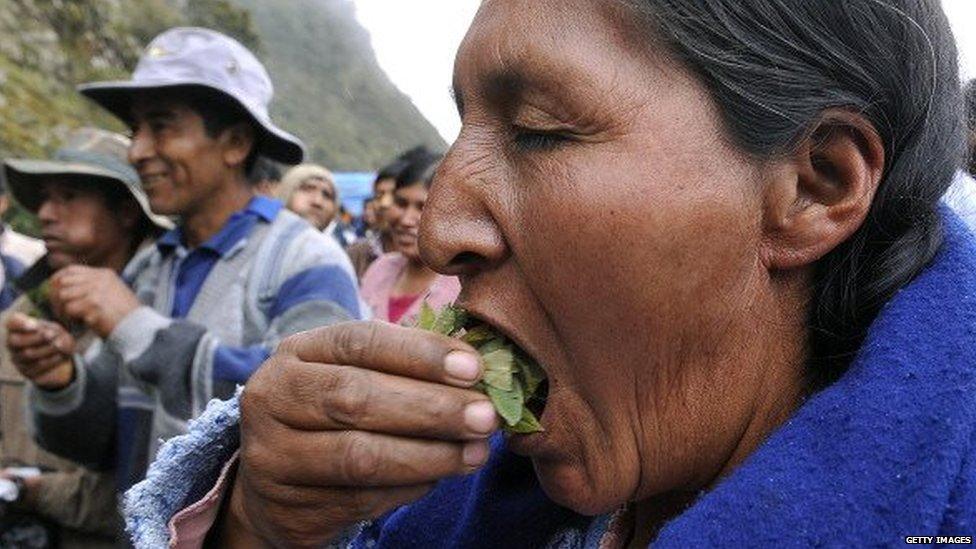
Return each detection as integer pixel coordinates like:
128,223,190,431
760,111,885,271
222,124,256,169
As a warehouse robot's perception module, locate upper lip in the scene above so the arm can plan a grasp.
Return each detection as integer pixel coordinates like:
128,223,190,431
457,301,549,377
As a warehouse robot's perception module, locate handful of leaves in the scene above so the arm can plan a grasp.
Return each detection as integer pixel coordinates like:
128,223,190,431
416,304,546,434
25,280,53,320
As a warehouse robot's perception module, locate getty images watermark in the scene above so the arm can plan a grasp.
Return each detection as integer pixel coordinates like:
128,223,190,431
905,537,972,545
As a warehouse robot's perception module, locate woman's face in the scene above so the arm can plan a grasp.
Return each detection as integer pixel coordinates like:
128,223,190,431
390,183,427,261
421,0,803,515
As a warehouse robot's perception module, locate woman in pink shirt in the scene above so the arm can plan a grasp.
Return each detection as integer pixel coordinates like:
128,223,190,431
360,150,460,324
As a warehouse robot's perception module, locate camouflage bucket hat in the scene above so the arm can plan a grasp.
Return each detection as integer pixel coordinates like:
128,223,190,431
2,127,174,231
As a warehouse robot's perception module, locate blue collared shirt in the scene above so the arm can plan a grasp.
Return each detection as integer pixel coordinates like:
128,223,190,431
156,195,282,318
152,195,361,385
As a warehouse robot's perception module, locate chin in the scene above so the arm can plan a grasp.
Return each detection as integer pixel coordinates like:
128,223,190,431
45,253,72,271
533,458,625,516
147,200,177,217
401,248,421,262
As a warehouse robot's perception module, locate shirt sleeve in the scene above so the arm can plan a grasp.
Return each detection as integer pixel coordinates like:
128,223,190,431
107,263,362,420
29,352,119,471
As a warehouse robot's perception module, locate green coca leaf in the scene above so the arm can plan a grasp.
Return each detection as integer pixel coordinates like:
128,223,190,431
484,379,524,427
481,347,515,390
515,351,545,397
507,408,544,434
416,302,437,331
416,303,546,433
460,325,494,347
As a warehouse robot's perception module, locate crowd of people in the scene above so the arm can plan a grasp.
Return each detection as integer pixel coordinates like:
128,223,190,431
0,27,458,546
0,0,976,547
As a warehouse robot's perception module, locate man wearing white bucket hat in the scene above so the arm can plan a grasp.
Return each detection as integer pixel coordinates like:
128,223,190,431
19,28,364,495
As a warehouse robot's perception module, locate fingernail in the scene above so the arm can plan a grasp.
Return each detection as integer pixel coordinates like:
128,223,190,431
464,401,497,434
462,440,490,467
22,319,38,331
444,351,480,383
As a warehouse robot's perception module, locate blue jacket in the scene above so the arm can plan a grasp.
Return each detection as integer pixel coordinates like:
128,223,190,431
0,253,25,311
125,211,976,547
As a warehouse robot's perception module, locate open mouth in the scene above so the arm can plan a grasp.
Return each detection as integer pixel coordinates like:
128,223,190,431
421,306,550,433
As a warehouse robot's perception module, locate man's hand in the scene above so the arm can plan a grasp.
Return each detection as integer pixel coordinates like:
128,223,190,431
224,321,498,548
6,312,76,390
49,266,140,338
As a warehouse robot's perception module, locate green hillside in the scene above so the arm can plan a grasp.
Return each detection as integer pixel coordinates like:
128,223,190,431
0,0,443,168
232,0,446,169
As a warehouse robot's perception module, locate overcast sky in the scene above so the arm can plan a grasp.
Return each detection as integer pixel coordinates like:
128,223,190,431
354,0,976,143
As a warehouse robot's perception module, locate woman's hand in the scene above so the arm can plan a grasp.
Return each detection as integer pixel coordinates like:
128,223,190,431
227,321,498,547
5,312,76,390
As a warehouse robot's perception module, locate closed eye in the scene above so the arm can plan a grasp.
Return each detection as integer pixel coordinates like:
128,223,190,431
512,127,574,152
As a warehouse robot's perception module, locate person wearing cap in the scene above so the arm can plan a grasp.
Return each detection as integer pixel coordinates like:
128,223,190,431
0,127,172,546
277,163,352,247
15,27,363,496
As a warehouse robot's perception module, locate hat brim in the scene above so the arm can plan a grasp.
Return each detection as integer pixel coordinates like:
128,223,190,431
2,159,174,231
78,80,305,165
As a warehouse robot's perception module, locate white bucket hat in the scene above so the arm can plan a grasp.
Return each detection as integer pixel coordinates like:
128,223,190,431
78,27,305,165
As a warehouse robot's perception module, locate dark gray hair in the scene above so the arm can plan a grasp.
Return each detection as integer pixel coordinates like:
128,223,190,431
624,0,966,385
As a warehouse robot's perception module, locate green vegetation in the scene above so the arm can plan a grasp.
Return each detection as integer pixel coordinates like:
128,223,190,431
232,0,446,169
417,304,547,434
0,0,444,234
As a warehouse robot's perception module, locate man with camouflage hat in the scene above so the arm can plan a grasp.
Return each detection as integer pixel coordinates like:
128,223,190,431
1,127,172,545
16,28,363,495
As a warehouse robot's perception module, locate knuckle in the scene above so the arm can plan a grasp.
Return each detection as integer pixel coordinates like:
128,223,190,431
333,325,367,364
321,368,370,428
240,438,278,482
239,384,267,430
339,431,382,485
334,321,384,365
276,331,308,356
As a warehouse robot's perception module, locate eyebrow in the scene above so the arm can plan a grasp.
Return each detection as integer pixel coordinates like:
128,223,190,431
452,69,527,120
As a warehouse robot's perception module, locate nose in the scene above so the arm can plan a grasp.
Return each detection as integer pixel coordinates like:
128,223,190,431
37,199,56,225
419,138,509,276
401,205,421,228
128,125,155,167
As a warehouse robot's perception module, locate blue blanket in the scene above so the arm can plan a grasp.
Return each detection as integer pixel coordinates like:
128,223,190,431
126,212,976,547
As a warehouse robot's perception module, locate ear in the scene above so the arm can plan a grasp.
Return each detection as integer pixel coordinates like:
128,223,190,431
119,200,141,232
760,110,885,270
220,123,256,170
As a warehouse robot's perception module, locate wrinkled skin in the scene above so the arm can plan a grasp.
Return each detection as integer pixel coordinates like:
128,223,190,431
422,0,809,515
228,0,885,545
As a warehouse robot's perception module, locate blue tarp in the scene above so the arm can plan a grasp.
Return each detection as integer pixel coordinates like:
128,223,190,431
334,172,376,216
